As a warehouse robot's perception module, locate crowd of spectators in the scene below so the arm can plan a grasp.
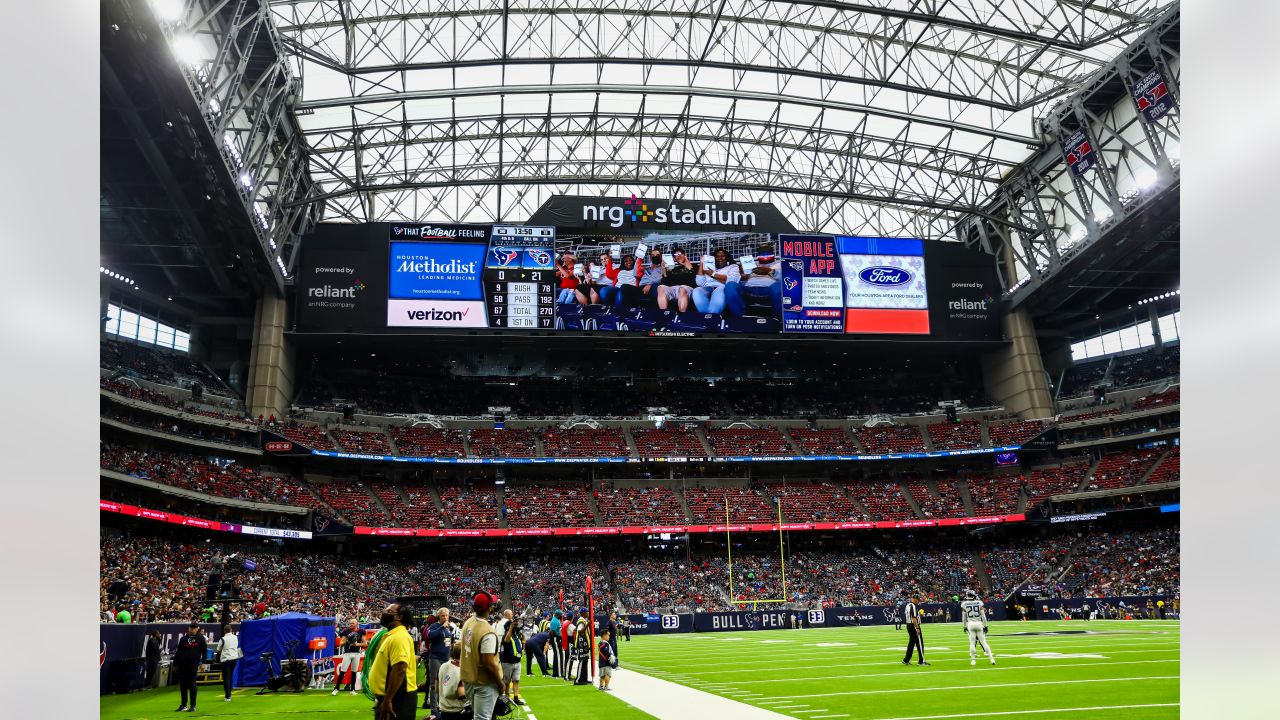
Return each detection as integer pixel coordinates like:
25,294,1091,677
706,427,793,456
594,484,687,526
926,421,983,451
311,481,390,527
101,523,1180,625
542,428,629,457
1143,447,1179,485
762,481,859,523
101,339,234,397
103,404,258,448
789,427,858,455
1109,345,1180,388
503,483,596,528
966,473,1023,516
684,486,778,523
1084,449,1165,492
332,428,393,454
854,425,927,454
437,481,502,528
388,427,466,457
469,429,539,457
1063,527,1180,597
988,419,1046,446
631,428,706,457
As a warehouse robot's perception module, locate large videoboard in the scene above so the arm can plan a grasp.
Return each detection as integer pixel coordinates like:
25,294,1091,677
296,223,1002,340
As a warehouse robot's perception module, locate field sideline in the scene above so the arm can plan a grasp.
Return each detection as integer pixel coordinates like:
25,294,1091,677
101,620,1178,720
614,619,1179,719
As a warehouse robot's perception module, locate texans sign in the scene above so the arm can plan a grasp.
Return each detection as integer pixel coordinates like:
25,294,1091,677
1061,128,1096,176
1134,67,1176,123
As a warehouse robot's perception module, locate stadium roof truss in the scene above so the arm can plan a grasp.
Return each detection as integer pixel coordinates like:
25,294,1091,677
264,0,1176,244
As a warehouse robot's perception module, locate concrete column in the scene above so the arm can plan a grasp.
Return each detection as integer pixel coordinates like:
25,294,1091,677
246,294,295,419
981,308,1054,419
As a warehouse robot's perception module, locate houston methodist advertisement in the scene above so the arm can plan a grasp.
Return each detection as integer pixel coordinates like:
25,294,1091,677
294,217,1002,341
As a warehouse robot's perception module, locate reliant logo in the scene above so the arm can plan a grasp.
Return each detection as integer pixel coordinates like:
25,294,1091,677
404,307,470,322
583,194,757,229
397,258,479,274
858,266,913,286
308,279,366,299
948,298,989,311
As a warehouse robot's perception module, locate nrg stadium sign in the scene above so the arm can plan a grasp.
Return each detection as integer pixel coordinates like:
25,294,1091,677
527,195,798,234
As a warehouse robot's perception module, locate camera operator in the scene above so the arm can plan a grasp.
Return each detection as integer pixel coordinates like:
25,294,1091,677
460,592,505,720
496,609,525,706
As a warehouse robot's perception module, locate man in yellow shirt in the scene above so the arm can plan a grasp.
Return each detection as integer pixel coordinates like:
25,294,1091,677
368,603,418,720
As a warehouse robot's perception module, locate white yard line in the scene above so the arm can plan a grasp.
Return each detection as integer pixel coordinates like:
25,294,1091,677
866,703,1179,720
707,658,1179,684
768,675,1178,700
605,667,801,720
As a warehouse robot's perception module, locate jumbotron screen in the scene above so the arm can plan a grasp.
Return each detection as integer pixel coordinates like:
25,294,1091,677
296,222,1001,340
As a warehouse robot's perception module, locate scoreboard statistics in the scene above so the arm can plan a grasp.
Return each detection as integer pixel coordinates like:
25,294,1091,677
482,226,556,330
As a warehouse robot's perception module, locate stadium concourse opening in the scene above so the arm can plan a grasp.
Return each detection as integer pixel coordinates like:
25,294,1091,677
100,0,1180,718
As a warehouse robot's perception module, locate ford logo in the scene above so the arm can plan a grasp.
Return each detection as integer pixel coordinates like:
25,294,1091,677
858,266,912,286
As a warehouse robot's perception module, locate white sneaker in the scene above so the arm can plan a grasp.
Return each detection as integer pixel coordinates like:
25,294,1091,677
224,698,231,702
970,659,976,666
990,658,997,665
350,691,358,696
332,689,339,696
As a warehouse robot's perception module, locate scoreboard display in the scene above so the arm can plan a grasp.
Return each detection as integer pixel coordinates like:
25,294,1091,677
482,226,556,330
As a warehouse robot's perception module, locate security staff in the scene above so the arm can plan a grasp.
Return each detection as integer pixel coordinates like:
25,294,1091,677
902,593,929,666
548,611,564,678
174,622,208,712
524,631,551,677
368,603,418,720
573,609,592,685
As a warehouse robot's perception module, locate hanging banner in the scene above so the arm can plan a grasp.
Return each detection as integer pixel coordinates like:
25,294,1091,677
1061,129,1097,176
1133,67,1176,124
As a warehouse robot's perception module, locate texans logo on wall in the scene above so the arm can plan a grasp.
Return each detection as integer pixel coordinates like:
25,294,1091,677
100,641,107,669
314,516,330,533
882,608,896,622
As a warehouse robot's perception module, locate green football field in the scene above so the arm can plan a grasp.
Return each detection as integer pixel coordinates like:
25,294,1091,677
620,620,1180,719
101,620,1178,720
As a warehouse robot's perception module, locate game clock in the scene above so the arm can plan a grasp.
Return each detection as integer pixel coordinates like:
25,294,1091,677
483,225,557,329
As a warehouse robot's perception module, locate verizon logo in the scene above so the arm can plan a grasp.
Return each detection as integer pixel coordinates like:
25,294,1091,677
405,308,469,321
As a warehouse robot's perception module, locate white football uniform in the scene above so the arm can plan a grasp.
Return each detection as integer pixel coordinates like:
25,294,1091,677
960,600,995,663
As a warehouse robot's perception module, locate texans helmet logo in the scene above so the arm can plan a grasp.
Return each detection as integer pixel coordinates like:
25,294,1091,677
491,247,519,266
393,226,403,236
314,516,330,532
1136,82,1169,111
783,277,799,291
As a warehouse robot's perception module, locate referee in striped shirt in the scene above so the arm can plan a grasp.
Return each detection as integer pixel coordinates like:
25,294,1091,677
902,592,929,666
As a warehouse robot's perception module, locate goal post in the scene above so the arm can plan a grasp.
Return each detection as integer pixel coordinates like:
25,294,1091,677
725,492,788,606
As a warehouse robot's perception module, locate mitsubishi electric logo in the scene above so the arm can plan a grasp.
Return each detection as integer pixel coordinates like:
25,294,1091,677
583,195,758,229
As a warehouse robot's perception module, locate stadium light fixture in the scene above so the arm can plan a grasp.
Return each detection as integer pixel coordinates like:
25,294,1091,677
151,0,183,24
1134,166,1159,191
170,35,203,67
